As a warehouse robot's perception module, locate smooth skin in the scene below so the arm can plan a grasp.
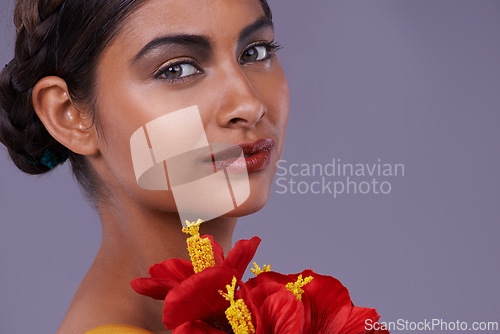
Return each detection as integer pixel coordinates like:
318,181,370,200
32,0,289,333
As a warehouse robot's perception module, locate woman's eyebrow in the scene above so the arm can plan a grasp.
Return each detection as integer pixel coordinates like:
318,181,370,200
131,17,274,64
237,17,274,47
132,35,211,64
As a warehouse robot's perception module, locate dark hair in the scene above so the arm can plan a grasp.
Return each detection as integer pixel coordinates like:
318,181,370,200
0,0,272,200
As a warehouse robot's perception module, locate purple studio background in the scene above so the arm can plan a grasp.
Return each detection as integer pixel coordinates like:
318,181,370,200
1,0,499,333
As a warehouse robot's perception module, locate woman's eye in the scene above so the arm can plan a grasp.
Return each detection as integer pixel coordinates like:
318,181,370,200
157,63,199,80
240,45,269,64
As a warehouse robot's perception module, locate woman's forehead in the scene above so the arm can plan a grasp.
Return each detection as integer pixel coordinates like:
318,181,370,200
114,0,267,46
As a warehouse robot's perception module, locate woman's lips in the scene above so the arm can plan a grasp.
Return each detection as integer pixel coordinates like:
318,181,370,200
243,150,271,172
207,138,274,173
239,138,274,172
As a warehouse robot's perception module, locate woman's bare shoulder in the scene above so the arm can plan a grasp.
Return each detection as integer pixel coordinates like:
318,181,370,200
55,288,156,334
55,300,161,334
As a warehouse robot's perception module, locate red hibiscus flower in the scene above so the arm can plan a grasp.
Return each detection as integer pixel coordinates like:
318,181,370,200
131,223,261,300
162,266,388,334
238,277,306,333
163,266,236,332
162,266,306,333
131,221,389,334
245,270,389,334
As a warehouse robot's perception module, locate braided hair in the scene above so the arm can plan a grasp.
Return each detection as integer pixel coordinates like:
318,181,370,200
0,0,151,199
0,0,272,200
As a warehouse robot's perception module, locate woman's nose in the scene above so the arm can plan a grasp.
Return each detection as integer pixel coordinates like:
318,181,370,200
214,65,266,129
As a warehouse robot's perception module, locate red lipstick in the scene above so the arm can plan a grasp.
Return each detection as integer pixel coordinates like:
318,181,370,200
208,138,274,173
238,138,274,172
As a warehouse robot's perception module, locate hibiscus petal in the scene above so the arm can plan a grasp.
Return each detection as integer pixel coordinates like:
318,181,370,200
257,287,305,334
299,270,352,334
339,306,389,334
148,258,194,282
130,277,179,300
247,270,354,334
162,266,236,330
245,272,311,332
239,280,309,334
223,236,261,280
244,281,287,308
245,271,295,289
172,320,229,334
131,258,196,300
299,290,312,333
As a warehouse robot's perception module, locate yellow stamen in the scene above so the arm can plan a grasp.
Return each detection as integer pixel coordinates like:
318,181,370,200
219,277,255,334
250,262,271,276
286,274,314,301
182,219,215,273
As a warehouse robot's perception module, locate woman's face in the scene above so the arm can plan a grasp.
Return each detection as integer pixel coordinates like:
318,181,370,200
92,0,289,218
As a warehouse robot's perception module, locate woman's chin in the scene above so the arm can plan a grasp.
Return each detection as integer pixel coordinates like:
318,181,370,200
222,192,271,218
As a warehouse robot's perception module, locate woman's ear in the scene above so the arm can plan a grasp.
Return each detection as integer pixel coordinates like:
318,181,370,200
32,76,99,156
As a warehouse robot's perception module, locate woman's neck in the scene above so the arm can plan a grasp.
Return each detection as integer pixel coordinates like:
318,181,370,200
59,191,237,334
98,198,237,272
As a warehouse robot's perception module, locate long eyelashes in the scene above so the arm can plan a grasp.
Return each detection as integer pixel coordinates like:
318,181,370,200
240,41,283,64
153,58,202,82
257,41,283,54
155,40,283,84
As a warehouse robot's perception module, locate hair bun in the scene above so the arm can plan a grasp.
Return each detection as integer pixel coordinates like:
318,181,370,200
0,58,68,174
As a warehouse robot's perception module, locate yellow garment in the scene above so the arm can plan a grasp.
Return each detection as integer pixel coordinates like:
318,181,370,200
84,324,154,333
